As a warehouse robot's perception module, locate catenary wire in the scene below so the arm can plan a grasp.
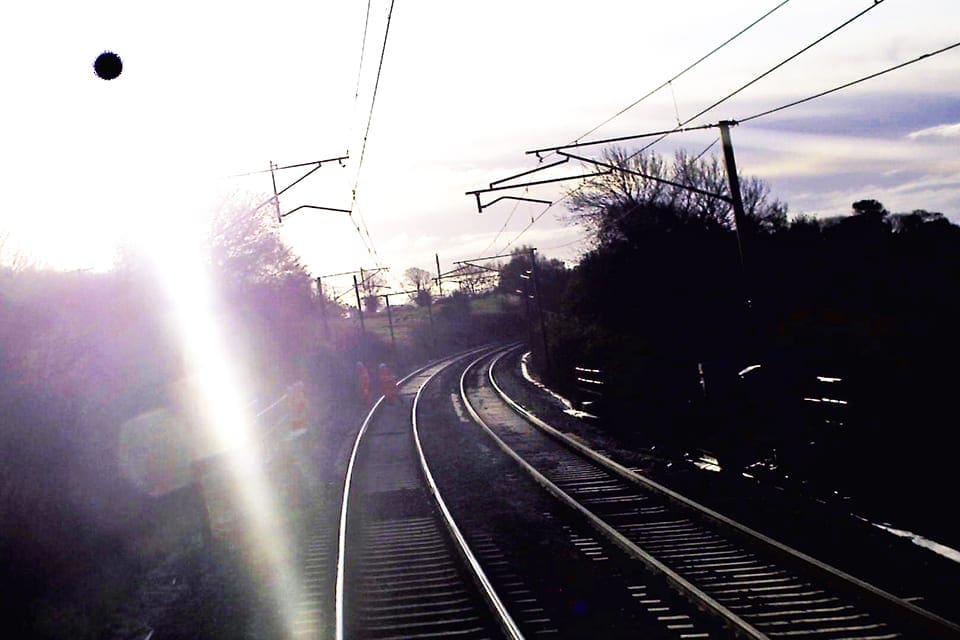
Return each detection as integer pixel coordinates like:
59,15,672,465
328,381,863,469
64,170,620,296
481,189,526,256
500,0,890,252
627,0,889,159
525,35,959,251
572,0,795,144
494,1,795,252
504,0,886,250
739,39,960,123
352,0,374,106
350,0,399,268
693,137,720,163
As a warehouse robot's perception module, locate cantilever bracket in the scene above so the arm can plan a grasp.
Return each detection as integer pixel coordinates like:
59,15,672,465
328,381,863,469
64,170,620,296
556,150,732,204
458,261,501,273
467,170,611,213
489,158,568,188
474,194,553,213
269,154,350,223
281,204,352,219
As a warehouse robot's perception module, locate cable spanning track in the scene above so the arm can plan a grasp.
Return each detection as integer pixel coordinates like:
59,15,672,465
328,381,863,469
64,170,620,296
348,0,398,268
739,39,960,124
481,191,525,256
352,0,374,107
572,0,795,145
496,0,892,254
625,0,889,161
489,0,796,254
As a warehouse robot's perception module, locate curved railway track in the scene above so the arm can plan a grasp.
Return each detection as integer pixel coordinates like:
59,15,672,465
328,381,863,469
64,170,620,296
335,348,521,640
458,346,960,640
332,344,959,639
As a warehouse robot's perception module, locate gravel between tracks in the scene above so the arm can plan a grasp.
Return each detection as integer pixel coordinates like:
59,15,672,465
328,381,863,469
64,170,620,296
416,358,728,639
493,348,960,624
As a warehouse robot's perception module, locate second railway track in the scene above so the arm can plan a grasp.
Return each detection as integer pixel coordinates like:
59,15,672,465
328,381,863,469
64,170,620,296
332,345,959,639
459,346,960,640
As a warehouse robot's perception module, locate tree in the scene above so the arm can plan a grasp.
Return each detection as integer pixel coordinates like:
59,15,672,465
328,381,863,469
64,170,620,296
404,267,433,292
208,200,312,293
891,209,946,234
359,270,386,297
851,199,888,219
455,264,496,295
358,270,386,313
567,147,787,247
404,267,434,306
363,293,380,314
497,246,569,312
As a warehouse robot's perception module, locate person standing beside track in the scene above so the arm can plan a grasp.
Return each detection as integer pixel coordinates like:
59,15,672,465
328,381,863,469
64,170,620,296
356,361,372,406
378,363,399,405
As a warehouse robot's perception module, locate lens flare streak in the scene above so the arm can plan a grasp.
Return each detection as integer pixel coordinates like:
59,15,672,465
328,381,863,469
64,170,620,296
151,233,302,637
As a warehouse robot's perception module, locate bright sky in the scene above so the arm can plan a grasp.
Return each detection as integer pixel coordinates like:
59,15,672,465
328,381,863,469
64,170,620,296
2,0,959,289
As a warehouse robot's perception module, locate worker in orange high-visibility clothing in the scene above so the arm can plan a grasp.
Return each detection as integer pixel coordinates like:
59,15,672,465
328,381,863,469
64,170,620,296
289,381,308,433
379,363,399,404
356,361,372,405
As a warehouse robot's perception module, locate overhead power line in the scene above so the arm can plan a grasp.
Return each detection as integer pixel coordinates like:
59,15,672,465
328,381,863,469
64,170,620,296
349,0,398,268
628,0,888,159
740,39,960,123
693,137,720,162
572,0,795,144
345,0,375,155
500,0,890,252
481,192,524,256
501,202,557,252
494,1,794,252
353,0,374,105
504,36,960,255
498,0,896,254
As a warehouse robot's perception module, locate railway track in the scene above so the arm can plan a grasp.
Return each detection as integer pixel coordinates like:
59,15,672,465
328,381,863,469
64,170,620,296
458,346,960,639
335,348,521,640
332,345,959,639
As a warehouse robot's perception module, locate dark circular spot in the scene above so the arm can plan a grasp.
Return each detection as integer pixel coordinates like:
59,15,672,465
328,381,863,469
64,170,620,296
94,52,122,80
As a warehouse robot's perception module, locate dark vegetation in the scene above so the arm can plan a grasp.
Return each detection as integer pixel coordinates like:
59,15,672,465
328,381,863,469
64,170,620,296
0,202,523,638
525,148,960,545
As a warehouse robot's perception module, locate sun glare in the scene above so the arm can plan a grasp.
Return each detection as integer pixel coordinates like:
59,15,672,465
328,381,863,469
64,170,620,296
148,221,302,636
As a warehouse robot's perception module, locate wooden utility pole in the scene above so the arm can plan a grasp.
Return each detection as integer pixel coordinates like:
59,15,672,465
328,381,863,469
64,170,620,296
384,295,396,354
520,275,535,348
316,276,330,340
269,160,282,224
426,295,436,347
718,120,751,308
435,253,443,296
352,274,366,333
528,247,553,372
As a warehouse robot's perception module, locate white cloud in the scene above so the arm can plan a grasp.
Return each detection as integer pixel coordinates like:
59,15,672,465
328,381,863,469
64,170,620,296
907,123,960,139
3,0,960,273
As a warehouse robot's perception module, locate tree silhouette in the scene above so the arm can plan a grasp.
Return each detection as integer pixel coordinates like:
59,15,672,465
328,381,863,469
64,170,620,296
404,267,434,306
567,147,787,246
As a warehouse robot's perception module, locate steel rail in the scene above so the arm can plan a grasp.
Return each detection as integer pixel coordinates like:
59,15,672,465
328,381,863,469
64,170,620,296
487,347,960,639
411,346,525,640
458,349,768,640
334,344,510,640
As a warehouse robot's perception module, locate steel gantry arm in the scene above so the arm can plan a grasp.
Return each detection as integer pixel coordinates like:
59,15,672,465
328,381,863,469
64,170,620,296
524,122,720,157
465,156,614,213
555,149,732,203
265,154,351,223
466,168,612,213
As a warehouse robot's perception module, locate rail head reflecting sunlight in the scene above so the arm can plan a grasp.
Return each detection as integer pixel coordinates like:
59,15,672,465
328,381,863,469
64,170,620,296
145,218,302,637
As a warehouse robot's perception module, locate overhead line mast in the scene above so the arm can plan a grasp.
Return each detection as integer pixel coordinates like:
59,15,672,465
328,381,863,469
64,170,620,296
473,0,894,254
